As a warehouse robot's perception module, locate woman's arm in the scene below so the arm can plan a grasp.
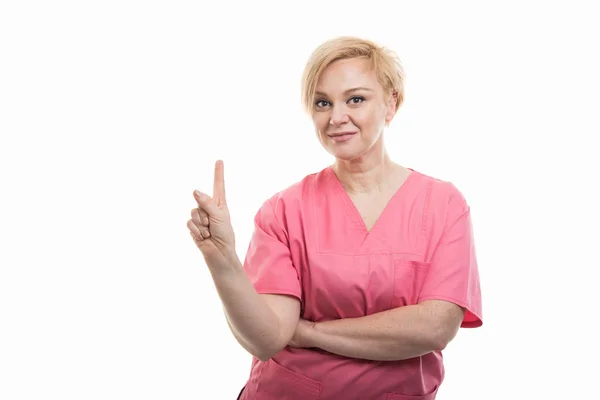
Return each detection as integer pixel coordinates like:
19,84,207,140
295,300,464,361
212,257,300,361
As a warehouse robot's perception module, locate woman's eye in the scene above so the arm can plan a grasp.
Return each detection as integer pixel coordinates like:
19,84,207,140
315,100,330,108
349,96,365,104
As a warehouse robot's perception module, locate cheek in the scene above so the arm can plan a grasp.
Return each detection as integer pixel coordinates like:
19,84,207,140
354,110,378,130
312,116,329,134
352,111,385,139
371,106,388,126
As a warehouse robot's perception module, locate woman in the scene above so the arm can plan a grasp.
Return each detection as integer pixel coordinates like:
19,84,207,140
188,36,483,400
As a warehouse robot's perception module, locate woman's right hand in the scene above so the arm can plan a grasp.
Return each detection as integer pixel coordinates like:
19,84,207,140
187,160,237,271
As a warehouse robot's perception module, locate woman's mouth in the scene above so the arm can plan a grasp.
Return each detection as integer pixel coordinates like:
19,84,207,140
328,132,357,142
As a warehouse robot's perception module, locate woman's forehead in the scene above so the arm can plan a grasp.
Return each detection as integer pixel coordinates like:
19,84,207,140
316,59,380,95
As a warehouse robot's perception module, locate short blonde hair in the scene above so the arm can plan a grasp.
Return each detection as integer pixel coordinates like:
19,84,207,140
301,36,406,114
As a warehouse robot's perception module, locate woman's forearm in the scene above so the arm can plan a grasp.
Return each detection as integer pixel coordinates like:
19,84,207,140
308,301,461,361
209,257,283,361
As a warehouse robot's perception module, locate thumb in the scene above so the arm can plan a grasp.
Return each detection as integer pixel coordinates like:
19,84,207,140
194,190,219,215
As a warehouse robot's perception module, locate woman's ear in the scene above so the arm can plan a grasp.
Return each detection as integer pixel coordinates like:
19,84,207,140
386,90,398,124
389,90,398,108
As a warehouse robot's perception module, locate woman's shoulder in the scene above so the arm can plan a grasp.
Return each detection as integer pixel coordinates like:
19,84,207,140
270,166,332,199
260,166,330,212
409,168,470,208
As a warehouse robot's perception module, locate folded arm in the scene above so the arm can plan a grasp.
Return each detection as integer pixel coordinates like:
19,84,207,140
212,258,300,362
298,300,464,361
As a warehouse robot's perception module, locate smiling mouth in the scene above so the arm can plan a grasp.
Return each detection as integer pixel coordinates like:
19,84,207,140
327,132,357,142
328,132,357,137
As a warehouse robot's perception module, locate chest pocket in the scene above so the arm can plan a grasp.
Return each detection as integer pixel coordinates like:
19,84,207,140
391,258,431,308
301,253,430,321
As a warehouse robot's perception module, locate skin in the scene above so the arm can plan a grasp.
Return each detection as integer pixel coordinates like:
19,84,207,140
187,57,465,363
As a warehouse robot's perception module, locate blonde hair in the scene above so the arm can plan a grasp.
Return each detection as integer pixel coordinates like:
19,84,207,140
301,36,406,114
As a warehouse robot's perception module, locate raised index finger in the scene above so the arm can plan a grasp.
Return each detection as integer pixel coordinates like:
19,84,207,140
213,159,226,206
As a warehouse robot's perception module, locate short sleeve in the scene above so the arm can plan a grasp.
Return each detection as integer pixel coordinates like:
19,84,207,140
242,198,302,301
418,184,483,328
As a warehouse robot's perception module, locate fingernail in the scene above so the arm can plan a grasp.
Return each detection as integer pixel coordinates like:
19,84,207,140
194,190,200,197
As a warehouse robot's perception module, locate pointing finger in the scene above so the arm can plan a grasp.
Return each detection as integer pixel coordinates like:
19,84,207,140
213,160,226,206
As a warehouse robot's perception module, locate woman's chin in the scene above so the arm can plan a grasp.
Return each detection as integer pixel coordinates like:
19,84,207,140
327,146,363,161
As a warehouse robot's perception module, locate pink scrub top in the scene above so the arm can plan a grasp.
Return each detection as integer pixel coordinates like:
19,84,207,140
239,167,482,400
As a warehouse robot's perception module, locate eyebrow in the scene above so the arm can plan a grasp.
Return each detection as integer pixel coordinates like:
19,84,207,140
315,87,374,97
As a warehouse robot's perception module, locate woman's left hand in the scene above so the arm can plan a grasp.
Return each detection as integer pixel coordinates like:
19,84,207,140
288,319,317,349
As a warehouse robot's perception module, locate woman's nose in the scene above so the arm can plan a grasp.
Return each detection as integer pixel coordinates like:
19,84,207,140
329,108,349,127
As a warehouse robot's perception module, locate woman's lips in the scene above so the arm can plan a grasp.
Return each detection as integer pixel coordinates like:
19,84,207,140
328,132,356,142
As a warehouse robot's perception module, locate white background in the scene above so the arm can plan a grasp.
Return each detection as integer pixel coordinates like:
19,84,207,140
1,1,599,399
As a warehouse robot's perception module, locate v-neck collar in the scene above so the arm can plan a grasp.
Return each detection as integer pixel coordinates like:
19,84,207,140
325,166,418,245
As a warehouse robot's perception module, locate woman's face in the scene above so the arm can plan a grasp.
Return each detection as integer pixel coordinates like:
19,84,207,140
311,57,396,161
